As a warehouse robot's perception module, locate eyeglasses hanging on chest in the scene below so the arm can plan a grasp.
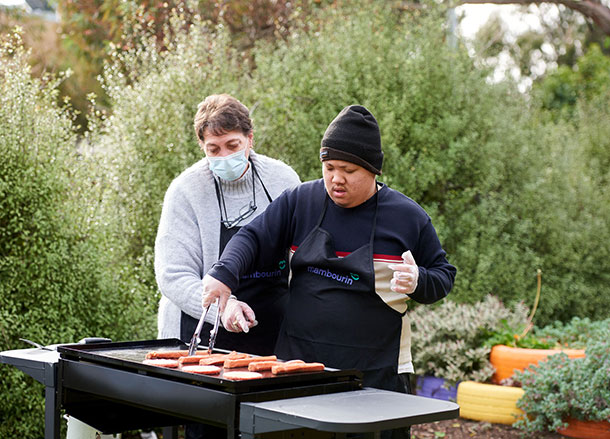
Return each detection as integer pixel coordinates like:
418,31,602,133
215,169,257,229
214,159,274,229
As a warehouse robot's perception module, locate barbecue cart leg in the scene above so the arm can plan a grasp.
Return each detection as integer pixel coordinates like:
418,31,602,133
226,423,236,439
162,426,178,439
44,385,61,439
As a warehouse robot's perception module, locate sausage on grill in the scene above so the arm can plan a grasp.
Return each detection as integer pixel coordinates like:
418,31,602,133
180,365,221,375
271,362,325,375
248,359,305,372
224,355,277,369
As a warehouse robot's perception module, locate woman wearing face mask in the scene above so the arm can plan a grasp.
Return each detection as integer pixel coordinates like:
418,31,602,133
154,94,300,438
154,93,300,357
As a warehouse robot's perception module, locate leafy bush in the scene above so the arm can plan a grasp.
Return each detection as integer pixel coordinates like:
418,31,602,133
523,47,610,324
91,14,255,309
410,295,530,385
247,2,610,325
482,316,610,350
514,332,610,435
537,43,610,116
533,317,610,349
0,32,154,438
482,320,555,350
522,107,610,324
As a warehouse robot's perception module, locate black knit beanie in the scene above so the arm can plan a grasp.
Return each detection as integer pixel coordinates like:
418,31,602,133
320,105,383,175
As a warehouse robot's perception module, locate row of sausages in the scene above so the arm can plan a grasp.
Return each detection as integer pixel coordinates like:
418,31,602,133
142,350,324,380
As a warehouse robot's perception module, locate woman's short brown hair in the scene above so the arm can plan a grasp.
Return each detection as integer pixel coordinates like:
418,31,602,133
194,94,252,142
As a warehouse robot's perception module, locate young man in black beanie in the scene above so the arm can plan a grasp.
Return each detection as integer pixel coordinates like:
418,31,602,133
202,105,456,437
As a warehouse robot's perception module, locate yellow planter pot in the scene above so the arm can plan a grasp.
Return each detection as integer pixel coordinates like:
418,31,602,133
456,381,524,425
490,344,586,383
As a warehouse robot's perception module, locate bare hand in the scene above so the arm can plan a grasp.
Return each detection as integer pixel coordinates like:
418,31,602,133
202,274,232,313
388,250,419,295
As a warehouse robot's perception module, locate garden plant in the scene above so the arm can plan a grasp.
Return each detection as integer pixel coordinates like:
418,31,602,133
514,328,610,436
2,0,610,437
409,295,531,386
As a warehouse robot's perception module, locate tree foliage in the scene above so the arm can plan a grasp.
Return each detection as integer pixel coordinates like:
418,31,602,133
2,2,610,436
0,32,155,437
460,0,610,36
469,4,610,86
536,42,610,113
54,0,318,129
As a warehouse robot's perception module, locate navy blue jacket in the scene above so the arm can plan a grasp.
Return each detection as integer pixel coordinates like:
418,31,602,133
208,179,456,304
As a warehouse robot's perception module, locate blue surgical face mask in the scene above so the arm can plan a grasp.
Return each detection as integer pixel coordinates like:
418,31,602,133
207,148,249,181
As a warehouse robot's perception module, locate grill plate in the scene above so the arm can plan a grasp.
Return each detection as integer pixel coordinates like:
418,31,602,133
58,338,362,394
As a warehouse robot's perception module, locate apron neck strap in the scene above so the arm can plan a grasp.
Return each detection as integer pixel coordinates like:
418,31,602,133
251,159,273,203
213,158,274,228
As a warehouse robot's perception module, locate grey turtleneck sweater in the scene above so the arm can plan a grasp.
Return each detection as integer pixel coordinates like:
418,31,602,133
154,150,300,339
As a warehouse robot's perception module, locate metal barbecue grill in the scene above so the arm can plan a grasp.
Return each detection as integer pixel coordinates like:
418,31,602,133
58,339,362,436
1,339,460,439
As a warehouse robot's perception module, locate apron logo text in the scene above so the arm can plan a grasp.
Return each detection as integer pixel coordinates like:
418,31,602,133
306,266,356,285
241,269,282,280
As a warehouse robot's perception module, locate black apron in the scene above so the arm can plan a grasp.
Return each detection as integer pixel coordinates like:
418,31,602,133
275,192,406,392
180,164,289,356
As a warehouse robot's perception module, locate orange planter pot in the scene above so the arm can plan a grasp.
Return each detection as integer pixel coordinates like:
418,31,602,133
490,345,585,384
557,418,610,439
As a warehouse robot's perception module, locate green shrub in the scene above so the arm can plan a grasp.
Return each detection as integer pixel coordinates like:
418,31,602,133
247,2,610,324
514,332,610,435
534,317,610,349
0,32,82,437
0,32,154,438
520,109,610,324
482,320,555,350
524,50,610,323
92,16,252,306
410,295,530,385
537,43,610,116
481,316,610,350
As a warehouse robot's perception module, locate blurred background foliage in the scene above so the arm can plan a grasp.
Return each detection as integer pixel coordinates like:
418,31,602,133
1,0,609,436
2,0,327,130
471,4,610,88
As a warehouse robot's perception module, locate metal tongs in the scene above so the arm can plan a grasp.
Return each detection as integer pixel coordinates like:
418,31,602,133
187,298,221,356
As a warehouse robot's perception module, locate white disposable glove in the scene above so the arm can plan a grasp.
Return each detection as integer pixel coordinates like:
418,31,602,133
388,250,419,295
221,298,258,333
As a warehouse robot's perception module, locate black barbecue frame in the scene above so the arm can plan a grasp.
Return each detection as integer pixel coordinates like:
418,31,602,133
2,340,460,439
57,339,363,437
